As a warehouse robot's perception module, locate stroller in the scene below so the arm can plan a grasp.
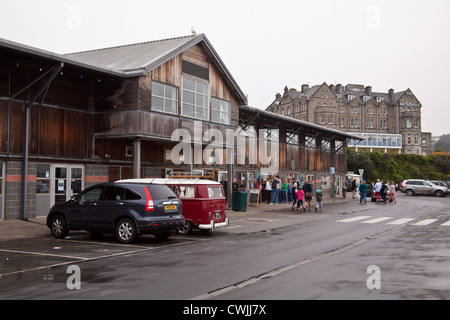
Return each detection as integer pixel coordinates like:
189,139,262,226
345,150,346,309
291,183,299,210
380,183,392,203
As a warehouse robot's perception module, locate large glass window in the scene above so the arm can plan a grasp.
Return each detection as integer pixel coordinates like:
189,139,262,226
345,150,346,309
211,98,230,125
151,81,178,114
182,77,208,120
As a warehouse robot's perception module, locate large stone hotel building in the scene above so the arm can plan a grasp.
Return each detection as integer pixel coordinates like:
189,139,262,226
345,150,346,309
266,83,432,155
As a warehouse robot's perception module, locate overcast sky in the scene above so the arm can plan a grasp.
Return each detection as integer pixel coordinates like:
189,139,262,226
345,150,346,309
1,0,449,136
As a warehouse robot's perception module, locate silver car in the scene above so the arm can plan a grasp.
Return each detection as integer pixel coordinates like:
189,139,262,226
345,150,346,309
400,179,448,197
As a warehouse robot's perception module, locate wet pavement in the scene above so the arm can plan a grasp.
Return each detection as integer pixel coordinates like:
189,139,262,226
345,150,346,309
0,195,356,240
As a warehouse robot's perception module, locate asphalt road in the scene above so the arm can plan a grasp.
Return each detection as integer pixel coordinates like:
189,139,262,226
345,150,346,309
1,193,449,302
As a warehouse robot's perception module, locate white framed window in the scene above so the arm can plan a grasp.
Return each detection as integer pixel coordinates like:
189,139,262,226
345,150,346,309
328,114,333,124
211,97,230,125
151,81,178,114
182,77,208,120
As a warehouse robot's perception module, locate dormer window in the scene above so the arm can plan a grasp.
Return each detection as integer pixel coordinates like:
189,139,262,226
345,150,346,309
363,96,371,102
348,95,355,101
376,97,384,103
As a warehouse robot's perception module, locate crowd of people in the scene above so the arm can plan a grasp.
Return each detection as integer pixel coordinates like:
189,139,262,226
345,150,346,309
221,175,399,214
254,176,323,213
344,178,398,205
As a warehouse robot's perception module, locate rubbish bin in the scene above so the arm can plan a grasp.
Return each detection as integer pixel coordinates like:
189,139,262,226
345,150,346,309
232,190,248,212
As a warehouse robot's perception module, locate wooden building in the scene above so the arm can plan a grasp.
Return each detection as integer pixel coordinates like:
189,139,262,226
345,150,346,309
0,34,360,220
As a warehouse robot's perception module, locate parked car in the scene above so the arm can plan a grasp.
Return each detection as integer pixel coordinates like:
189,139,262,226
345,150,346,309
117,178,229,235
47,182,184,243
400,179,448,197
431,180,449,189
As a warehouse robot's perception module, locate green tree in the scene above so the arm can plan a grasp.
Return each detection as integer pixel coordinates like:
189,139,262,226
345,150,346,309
346,151,450,183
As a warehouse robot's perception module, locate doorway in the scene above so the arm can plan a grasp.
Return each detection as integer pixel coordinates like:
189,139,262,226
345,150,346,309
36,164,85,217
51,164,85,206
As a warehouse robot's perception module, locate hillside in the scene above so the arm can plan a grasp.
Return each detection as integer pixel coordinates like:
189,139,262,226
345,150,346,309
434,134,450,152
347,150,450,183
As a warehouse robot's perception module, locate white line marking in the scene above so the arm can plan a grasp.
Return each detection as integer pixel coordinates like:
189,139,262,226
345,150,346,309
337,216,372,223
387,218,416,225
361,217,393,224
441,220,450,226
413,219,439,226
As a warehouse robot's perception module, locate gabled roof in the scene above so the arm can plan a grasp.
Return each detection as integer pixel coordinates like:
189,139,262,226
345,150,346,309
0,34,248,105
66,33,247,105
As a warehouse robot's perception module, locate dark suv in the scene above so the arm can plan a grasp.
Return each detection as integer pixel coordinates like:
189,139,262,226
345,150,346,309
47,182,184,243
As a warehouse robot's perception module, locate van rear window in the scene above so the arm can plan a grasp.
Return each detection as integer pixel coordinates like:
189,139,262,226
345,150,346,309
207,186,223,198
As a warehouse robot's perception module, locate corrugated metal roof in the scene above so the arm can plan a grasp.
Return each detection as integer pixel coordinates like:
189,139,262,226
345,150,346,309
65,35,200,72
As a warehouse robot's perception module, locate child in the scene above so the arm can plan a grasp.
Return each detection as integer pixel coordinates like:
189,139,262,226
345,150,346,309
295,188,305,214
315,189,323,212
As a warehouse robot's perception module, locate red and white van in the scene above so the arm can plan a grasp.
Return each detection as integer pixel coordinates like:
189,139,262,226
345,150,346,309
116,178,229,234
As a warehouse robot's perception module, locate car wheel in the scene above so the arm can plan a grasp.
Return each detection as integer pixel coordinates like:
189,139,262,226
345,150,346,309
177,220,193,235
50,214,68,239
154,231,171,240
116,218,137,244
405,189,415,196
434,190,443,197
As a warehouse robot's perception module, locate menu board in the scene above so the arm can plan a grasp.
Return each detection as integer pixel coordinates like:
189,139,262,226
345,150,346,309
248,188,262,207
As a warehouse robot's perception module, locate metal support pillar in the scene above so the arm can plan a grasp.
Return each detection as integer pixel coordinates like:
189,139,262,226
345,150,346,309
20,63,64,220
133,138,141,179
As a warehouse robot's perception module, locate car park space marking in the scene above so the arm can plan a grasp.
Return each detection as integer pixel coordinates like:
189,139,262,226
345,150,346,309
0,248,89,261
412,219,439,226
387,218,416,225
337,216,372,223
440,220,450,226
361,217,394,224
0,236,210,278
